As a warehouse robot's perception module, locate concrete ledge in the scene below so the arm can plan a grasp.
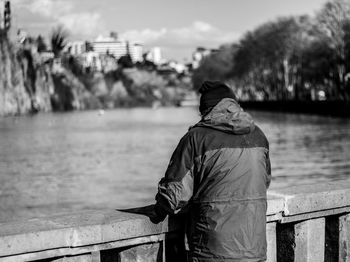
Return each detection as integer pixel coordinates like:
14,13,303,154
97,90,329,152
0,181,350,260
0,210,177,257
267,194,284,216
0,197,284,257
280,206,350,223
0,235,165,262
269,181,350,216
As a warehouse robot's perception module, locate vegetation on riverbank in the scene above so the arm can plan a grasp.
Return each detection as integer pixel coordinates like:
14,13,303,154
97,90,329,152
193,0,350,102
0,33,191,116
2,0,349,116
64,60,191,109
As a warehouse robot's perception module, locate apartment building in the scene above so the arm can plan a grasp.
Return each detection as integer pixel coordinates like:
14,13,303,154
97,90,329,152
92,35,143,63
65,41,86,56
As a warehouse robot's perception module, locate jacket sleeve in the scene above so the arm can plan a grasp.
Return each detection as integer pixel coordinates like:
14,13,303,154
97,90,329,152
266,149,271,189
154,132,195,216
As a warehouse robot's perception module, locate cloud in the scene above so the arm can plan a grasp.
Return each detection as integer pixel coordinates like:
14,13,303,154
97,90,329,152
191,21,215,32
13,0,104,38
58,13,105,37
28,0,73,17
121,21,240,48
121,28,168,43
120,21,242,59
13,0,73,17
12,1,239,59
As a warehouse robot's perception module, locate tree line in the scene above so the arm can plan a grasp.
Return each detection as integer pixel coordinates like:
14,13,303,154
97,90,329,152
192,0,350,102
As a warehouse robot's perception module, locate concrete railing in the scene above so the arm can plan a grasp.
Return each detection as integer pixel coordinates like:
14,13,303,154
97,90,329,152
0,181,349,262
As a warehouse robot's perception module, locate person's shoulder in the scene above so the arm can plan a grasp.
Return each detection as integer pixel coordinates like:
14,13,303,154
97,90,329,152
187,125,212,138
254,125,268,137
176,125,211,147
251,124,269,148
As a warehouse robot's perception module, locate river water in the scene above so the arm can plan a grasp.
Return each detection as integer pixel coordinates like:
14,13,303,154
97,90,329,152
0,107,349,222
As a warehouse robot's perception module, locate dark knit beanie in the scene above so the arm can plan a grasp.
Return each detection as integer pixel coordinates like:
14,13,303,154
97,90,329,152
199,81,236,115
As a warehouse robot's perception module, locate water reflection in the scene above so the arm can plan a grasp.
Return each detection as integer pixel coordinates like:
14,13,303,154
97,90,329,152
0,108,349,222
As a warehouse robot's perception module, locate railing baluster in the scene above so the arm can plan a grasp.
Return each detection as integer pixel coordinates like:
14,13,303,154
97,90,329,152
276,218,325,262
91,251,101,262
294,218,325,262
339,213,350,262
267,222,277,262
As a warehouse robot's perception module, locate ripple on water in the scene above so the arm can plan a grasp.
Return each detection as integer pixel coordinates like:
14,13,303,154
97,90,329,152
0,108,349,222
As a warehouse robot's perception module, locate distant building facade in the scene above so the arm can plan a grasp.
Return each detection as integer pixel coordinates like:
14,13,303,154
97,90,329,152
76,51,117,73
131,44,143,63
65,41,87,55
145,47,162,65
92,34,143,63
81,51,102,72
168,60,187,74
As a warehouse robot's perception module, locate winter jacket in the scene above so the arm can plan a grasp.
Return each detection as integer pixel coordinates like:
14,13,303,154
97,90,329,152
155,98,271,262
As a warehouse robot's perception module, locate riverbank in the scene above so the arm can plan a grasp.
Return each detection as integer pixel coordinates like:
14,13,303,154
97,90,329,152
0,37,192,117
240,100,350,117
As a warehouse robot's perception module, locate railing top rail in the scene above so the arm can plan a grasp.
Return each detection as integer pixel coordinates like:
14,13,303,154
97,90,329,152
268,180,350,216
0,210,175,257
0,180,350,258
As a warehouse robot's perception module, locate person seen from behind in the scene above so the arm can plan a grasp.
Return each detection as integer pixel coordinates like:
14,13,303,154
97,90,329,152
151,80,271,262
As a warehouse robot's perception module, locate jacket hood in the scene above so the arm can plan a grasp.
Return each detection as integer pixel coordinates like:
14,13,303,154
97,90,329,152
194,98,255,135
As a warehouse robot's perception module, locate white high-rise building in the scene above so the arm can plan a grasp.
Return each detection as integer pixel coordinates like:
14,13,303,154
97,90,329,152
92,35,143,63
146,47,162,65
65,41,86,55
132,44,143,63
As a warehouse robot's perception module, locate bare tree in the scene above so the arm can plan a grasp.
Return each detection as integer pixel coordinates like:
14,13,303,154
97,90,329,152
316,0,350,101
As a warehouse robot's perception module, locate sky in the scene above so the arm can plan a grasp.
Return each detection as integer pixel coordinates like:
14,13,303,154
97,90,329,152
10,0,328,61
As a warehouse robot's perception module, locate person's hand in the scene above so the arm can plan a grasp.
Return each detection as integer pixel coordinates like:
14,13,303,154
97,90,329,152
149,205,167,224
